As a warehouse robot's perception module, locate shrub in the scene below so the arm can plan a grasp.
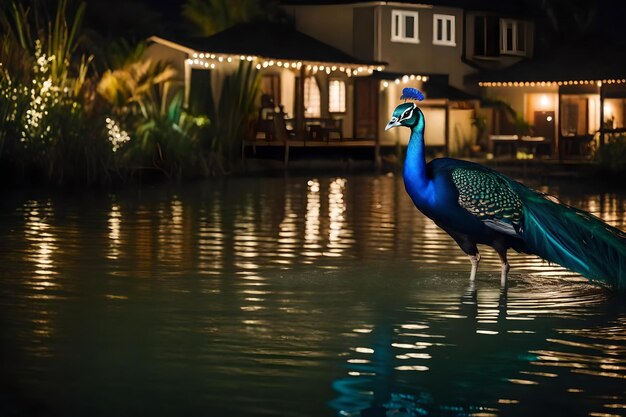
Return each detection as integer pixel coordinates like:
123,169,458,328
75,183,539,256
0,0,110,185
594,134,626,173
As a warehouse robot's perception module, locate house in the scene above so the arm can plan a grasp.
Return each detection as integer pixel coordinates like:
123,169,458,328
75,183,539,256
282,0,534,154
477,42,626,159
147,22,385,151
150,1,611,162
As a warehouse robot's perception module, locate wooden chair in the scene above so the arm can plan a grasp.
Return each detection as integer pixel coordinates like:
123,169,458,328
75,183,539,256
322,118,343,142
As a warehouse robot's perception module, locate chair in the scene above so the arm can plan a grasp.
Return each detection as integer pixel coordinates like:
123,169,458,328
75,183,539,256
489,134,519,157
322,118,343,142
272,111,295,142
255,118,274,140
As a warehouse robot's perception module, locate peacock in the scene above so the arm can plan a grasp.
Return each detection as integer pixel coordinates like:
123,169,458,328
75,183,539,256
386,88,626,289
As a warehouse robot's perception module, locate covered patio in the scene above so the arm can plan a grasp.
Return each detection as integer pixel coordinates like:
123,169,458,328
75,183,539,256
476,42,626,160
147,22,386,146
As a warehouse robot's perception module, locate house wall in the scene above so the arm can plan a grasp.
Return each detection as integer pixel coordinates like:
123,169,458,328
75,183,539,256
144,42,189,100
353,6,376,62
145,42,187,83
482,86,525,120
145,42,209,107
422,107,447,147
283,5,355,56
449,109,475,154
378,4,475,90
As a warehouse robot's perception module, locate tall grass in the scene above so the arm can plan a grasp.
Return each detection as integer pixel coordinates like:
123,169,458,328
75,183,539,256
0,0,262,186
97,48,210,180
0,0,107,185
204,61,260,174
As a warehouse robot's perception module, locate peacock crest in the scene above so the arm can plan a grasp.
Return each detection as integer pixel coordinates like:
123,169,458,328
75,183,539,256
400,87,425,102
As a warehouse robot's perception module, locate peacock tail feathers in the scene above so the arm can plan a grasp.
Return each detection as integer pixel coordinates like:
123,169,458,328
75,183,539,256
509,182,626,289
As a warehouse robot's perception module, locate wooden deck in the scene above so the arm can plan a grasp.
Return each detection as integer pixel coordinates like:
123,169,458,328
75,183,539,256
243,138,401,166
245,138,399,148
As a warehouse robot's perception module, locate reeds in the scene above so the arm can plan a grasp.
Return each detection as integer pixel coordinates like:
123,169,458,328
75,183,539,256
0,0,261,186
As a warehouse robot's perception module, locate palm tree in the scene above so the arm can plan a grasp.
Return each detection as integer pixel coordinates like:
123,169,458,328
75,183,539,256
532,0,598,47
182,0,284,36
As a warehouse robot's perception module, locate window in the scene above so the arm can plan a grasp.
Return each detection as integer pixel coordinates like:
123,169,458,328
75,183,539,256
391,10,419,43
328,80,346,113
474,15,499,57
433,14,455,46
304,76,321,117
261,74,281,107
561,96,588,136
500,19,526,55
604,99,625,129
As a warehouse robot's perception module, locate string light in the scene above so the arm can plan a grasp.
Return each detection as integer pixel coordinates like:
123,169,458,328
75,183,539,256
21,41,58,143
479,79,626,87
380,74,428,89
184,51,384,75
106,117,130,152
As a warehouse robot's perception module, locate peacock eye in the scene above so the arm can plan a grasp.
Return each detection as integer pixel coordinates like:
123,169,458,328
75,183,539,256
400,108,413,121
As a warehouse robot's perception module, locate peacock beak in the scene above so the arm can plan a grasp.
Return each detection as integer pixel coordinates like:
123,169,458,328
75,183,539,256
385,117,400,131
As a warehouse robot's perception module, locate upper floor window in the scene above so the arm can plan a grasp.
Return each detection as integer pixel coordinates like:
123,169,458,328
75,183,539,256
474,15,499,57
328,79,346,113
392,10,419,44
500,19,526,55
304,76,321,118
433,14,455,46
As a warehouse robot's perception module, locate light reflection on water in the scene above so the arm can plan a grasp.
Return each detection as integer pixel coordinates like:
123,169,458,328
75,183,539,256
0,175,625,417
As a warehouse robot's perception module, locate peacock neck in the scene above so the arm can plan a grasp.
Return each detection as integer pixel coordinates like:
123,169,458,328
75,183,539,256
403,113,429,192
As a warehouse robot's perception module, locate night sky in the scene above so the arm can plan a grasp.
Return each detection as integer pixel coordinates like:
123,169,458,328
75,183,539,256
76,0,626,47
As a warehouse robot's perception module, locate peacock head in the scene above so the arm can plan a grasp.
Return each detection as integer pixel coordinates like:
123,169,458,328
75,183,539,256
385,102,420,131
385,87,424,131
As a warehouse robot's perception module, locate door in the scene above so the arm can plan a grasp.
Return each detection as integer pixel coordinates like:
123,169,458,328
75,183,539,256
534,111,555,155
534,111,555,141
353,78,378,139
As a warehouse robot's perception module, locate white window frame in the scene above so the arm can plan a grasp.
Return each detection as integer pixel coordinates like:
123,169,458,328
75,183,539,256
304,76,321,118
500,19,526,55
433,14,455,46
328,79,346,113
391,10,420,44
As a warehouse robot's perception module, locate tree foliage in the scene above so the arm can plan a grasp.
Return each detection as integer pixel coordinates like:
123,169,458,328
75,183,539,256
182,0,285,36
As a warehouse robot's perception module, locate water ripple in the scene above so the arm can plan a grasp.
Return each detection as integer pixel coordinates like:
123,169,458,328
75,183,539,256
0,176,625,417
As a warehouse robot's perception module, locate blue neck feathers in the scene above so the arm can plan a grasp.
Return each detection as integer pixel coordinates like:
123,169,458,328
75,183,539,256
403,110,428,185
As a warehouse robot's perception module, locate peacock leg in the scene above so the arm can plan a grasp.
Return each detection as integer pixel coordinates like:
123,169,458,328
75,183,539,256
469,253,480,281
498,251,510,286
448,231,480,282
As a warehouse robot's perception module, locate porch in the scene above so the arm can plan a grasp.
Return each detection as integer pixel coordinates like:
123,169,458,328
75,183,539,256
147,23,481,167
477,42,626,161
147,22,386,150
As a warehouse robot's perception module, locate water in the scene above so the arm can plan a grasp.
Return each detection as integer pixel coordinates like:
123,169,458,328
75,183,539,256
0,175,625,417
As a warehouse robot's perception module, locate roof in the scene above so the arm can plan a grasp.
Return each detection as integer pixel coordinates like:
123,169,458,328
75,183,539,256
476,42,626,84
153,22,385,67
424,79,479,101
374,72,479,101
282,0,530,15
